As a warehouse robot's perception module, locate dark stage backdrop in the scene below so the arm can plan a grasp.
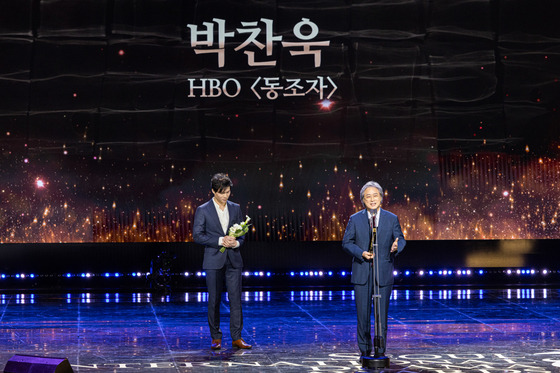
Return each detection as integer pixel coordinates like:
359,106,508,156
1,0,559,245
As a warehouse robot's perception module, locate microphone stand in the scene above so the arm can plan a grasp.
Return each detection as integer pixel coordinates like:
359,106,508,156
362,214,390,369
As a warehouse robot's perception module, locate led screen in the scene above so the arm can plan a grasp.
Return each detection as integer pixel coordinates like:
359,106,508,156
1,0,558,243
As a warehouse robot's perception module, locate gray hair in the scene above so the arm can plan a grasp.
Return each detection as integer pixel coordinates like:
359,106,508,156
359,181,383,206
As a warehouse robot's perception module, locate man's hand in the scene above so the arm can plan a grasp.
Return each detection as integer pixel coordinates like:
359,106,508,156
223,236,237,248
390,238,399,253
362,251,374,260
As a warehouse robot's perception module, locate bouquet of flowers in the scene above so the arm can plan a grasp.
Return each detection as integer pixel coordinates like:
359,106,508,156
220,215,251,253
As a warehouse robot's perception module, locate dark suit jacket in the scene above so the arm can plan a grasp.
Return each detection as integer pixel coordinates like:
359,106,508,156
193,199,245,270
342,208,406,286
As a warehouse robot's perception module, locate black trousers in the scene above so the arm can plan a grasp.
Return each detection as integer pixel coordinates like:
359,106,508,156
205,257,243,340
354,269,392,355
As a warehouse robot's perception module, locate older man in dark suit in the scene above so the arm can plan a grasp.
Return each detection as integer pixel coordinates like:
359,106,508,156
193,173,251,350
342,181,405,359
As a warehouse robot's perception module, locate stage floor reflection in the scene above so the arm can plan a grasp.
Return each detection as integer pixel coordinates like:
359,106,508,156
0,287,559,372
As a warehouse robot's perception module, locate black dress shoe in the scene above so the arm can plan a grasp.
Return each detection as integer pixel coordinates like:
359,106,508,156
359,351,370,362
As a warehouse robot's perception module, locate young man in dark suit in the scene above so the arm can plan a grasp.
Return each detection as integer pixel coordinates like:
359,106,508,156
342,181,405,359
193,173,251,350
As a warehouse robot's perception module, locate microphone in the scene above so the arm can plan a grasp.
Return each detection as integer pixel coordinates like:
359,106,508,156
369,212,377,253
372,213,377,239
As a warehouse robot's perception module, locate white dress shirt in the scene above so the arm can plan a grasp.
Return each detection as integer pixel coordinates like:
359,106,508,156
213,198,229,235
367,209,379,227
212,198,240,249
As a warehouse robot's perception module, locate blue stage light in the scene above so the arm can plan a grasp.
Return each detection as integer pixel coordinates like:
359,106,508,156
393,271,398,276
0,274,5,279
341,271,346,276
429,270,433,275
30,274,35,278
328,271,333,276
105,273,110,277
254,271,259,276
266,272,271,277
290,272,295,276
478,269,484,275
305,271,309,276
115,273,120,277
404,270,410,276
66,273,71,278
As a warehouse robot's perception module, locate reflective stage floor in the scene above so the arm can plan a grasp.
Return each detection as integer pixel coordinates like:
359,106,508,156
1,287,559,372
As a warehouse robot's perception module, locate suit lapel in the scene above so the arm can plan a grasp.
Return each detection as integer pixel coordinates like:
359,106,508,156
377,208,387,242
207,199,224,234
227,201,235,228
360,209,370,232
